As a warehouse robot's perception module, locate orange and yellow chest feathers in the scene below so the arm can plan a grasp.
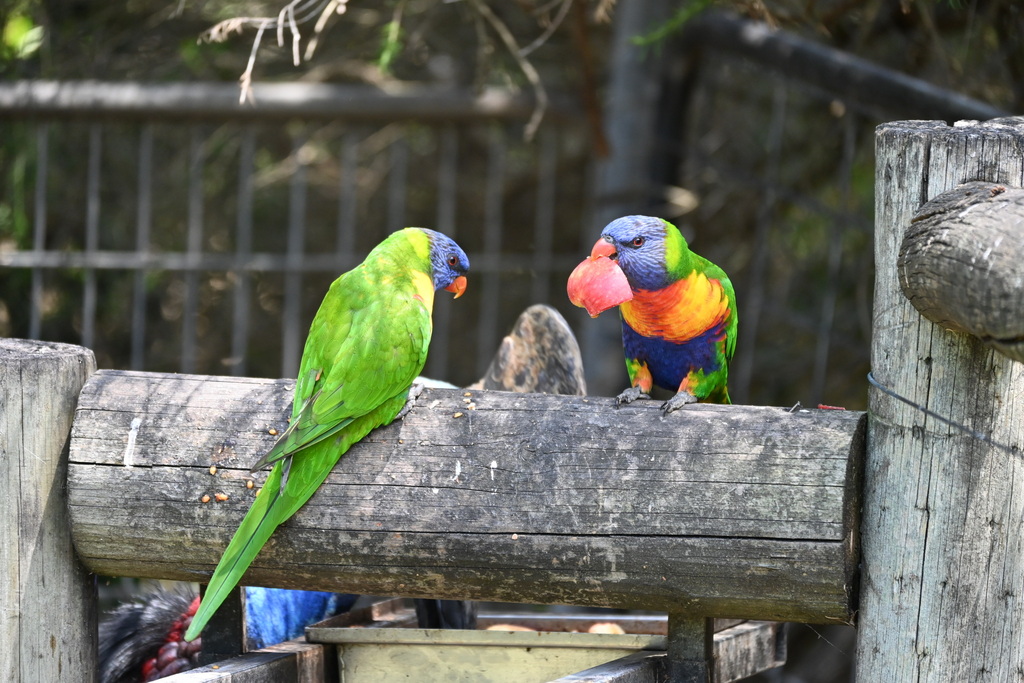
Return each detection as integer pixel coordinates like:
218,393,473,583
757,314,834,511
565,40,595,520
620,270,732,343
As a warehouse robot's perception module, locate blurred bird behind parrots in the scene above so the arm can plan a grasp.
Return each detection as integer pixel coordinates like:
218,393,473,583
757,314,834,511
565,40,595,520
184,227,469,642
568,215,737,413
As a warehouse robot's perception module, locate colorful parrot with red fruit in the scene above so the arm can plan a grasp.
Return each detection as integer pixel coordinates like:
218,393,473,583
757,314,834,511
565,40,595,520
568,215,737,414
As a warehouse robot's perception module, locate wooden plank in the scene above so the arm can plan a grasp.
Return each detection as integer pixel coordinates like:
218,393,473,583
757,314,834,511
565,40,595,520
0,339,97,683
68,370,864,623
858,119,1024,681
549,651,666,683
159,639,331,683
547,621,783,683
898,180,1024,363
666,614,712,683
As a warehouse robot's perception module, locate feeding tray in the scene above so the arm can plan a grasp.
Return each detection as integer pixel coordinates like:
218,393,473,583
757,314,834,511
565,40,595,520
306,599,785,682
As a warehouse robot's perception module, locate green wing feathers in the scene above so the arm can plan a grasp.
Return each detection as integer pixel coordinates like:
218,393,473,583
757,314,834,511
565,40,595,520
185,394,409,642
184,233,439,643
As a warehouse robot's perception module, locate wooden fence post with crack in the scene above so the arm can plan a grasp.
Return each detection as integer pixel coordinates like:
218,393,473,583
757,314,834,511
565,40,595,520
858,118,1024,681
0,339,97,683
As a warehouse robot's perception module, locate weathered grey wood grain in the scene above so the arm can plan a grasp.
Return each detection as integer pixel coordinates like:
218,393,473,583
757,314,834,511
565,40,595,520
159,638,330,683
531,621,782,683
1,339,97,683
898,180,1024,363
859,119,1024,681
68,370,864,624
549,652,667,683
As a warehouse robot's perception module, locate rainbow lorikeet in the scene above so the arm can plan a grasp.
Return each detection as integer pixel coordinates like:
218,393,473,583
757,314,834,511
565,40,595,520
184,227,469,642
568,215,737,414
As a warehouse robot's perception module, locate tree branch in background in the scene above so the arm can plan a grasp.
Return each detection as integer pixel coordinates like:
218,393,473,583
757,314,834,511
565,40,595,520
201,0,350,103
468,0,548,141
199,0,578,135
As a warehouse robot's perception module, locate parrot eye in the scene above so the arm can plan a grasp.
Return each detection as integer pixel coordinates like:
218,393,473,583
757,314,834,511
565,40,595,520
447,254,459,267
631,236,645,247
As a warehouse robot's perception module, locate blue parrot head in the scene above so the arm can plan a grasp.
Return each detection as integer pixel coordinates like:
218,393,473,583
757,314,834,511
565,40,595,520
423,229,470,298
591,215,682,291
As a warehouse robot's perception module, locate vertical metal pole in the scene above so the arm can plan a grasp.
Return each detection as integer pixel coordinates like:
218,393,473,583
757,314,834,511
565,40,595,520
281,130,309,379
131,124,153,370
182,127,205,374
29,124,48,341
476,123,505,378
810,113,856,405
732,84,787,404
231,126,255,377
83,125,101,351
427,125,458,381
530,125,557,305
387,133,408,233
583,0,676,396
336,129,359,262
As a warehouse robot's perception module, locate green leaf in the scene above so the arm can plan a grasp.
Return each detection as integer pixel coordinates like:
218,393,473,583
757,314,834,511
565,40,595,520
631,1,716,48
378,19,403,74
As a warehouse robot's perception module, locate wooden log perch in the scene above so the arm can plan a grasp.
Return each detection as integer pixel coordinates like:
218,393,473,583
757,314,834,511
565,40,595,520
68,370,865,624
899,180,1024,363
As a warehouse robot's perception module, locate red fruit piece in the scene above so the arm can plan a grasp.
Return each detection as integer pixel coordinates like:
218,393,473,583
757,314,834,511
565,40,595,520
567,256,633,318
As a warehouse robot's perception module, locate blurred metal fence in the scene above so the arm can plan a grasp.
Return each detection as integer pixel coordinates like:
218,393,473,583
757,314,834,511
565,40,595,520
0,14,1006,410
0,83,592,387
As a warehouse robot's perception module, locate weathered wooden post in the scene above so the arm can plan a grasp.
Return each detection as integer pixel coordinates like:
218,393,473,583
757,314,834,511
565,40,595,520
1,339,97,682
858,118,1024,680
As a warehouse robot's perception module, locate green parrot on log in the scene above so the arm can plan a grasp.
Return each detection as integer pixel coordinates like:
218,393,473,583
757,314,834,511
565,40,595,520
184,227,469,642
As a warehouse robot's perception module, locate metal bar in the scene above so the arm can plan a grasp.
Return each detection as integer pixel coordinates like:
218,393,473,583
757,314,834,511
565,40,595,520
476,124,506,377
731,84,787,404
281,130,309,379
130,124,153,370
387,133,408,233
29,124,48,340
82,124,101,350
0,249,572,273
810,114,857,405
230,126,256,377
682,11,1008,122
181,127,205,374
531,125,557,304
427,125,458,381
336,128,359,261
0,81,580,122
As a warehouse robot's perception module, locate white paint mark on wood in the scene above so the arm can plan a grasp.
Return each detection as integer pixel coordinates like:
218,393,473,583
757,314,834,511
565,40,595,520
123,417,142,467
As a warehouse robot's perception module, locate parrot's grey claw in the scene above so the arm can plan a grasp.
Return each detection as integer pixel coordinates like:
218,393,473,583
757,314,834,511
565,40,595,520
615,386,650,407
661,391,698,415
397,383,425,421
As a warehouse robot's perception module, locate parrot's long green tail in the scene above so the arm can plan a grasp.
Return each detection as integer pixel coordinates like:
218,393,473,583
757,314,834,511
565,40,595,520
184,463,289,642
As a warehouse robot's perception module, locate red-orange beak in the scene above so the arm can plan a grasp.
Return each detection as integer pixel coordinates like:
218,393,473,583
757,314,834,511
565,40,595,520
445,275,467,299
590,237,617,259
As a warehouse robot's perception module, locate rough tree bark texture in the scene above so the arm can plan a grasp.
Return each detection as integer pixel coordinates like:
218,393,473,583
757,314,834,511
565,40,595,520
859,119,1024,681
898,180,1024,363
68,370,865,624
0,339,97,683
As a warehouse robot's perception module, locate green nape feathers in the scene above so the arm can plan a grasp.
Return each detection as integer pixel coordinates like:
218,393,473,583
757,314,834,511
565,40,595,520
184,228,469,642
